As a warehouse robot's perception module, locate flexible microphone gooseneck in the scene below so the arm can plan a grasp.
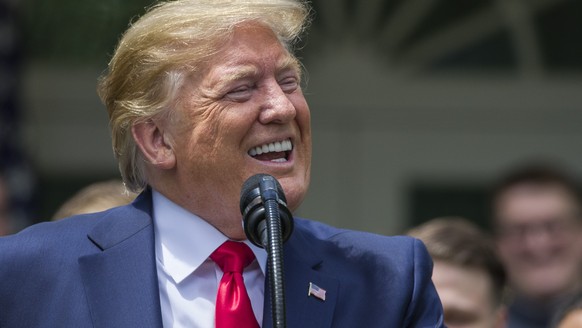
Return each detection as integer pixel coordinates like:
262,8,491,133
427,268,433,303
240,174,293,328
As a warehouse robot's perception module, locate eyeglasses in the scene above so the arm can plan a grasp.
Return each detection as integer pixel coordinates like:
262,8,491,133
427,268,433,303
497,217,581,241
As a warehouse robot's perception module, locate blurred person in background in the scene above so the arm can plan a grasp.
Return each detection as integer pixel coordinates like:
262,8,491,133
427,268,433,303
1,0,37,233
493,163,582,328
0,173,11,235
409,217,507,328
551,292,582,328
52,179,137,220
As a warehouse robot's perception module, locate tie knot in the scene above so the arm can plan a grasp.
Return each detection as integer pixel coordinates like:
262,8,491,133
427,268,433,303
211,241,255,273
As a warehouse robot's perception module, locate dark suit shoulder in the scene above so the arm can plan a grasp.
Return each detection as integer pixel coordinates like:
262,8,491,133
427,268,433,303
0,193,152,262
0,213,104,326
0,201,150,287
0,212,102,260
293,217,422,264
290,218,443,326
291,218,434,293
0,199,156,327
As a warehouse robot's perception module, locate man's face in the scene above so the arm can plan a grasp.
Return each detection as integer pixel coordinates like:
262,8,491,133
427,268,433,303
495,185,582,299
163,24,311,238
432,261,505,328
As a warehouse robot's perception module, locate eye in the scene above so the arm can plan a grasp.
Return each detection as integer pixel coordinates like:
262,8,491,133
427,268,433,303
279,77,299,93
225,84,253,102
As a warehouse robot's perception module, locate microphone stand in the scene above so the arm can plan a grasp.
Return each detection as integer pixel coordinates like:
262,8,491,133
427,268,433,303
259,179,287,328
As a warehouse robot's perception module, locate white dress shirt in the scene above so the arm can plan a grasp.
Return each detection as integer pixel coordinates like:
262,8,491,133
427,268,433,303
152,190,267,328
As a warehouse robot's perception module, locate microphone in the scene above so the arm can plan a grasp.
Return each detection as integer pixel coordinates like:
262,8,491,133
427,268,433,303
240,174,293,248
240,174,293,328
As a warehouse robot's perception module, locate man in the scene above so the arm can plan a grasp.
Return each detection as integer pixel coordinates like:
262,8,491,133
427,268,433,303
409,217,507,328
0,1,444,327
493,164,582,327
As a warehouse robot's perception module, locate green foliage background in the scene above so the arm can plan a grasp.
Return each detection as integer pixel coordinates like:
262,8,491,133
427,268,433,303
23,0,155,67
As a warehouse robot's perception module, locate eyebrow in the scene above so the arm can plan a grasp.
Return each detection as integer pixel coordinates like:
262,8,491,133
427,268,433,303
211,55,301,89
213,65,260,89
276,56,301,76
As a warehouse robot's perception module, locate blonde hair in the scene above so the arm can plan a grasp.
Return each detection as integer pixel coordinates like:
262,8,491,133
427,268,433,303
52,180,138,220
98,0,311,192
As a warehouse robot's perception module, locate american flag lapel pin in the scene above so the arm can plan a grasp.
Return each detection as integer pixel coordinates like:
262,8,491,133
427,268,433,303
308,282,326,301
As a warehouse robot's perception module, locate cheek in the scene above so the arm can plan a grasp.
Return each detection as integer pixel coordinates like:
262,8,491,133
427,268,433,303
279,173,310,212
293,97,311,130
180,104,232,150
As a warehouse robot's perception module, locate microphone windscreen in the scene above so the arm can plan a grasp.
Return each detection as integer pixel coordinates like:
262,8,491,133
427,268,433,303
239,174,287,214
240,174,266,199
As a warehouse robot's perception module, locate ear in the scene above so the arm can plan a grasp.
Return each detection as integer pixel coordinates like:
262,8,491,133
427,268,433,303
131,120,176,170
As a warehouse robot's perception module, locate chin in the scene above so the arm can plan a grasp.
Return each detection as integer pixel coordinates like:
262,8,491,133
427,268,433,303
279,178,308,212
522,276,571,299
287,192,306,213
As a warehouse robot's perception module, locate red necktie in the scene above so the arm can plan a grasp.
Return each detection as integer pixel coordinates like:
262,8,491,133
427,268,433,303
211,241,260,328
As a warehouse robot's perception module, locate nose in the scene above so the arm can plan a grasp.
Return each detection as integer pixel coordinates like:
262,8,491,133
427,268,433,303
258,81,296,124
522,226,555,255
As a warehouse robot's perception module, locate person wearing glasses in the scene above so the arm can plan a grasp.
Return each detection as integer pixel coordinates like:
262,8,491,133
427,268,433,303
493,163,582,328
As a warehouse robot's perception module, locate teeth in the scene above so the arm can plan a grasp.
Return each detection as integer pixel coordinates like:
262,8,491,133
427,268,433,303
248,139,293,157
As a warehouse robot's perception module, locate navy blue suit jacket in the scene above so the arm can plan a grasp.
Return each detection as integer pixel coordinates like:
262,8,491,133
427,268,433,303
0,191,444,327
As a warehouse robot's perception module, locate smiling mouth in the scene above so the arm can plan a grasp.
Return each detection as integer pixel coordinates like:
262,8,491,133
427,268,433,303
248,139,293,162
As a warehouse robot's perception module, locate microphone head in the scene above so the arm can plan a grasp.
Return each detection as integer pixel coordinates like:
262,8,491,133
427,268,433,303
240,173,293,247
240,174,287,214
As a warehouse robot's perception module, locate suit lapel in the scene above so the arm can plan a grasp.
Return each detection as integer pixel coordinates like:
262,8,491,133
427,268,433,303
263,227,338,328
78,192,338,328
79,191,163,328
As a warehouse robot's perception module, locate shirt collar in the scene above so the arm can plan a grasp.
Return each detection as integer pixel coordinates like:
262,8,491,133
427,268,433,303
152,190,267,284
